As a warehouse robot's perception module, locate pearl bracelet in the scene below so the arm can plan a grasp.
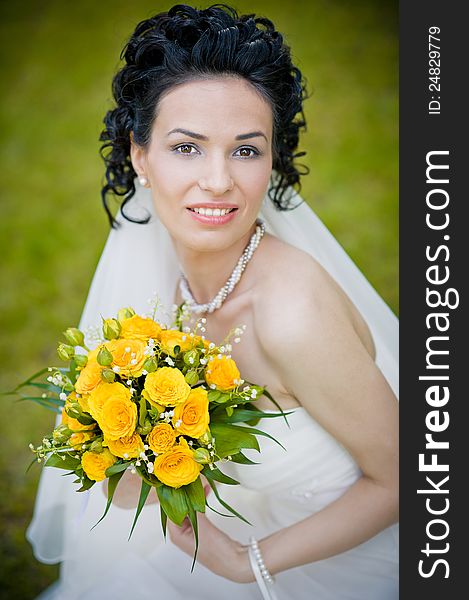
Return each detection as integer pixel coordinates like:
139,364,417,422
247,536,278,600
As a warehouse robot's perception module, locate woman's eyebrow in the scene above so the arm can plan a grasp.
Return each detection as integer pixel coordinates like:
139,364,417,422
166,128,267,142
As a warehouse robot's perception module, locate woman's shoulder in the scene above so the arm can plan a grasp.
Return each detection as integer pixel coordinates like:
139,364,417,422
253,234,376,359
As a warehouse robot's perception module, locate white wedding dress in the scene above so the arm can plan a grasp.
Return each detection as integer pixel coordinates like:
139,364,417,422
28,183,399,599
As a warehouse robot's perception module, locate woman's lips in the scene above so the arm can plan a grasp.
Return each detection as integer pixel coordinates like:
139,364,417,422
186,207,238,225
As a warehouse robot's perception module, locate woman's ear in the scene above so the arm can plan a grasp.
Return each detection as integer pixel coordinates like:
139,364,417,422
130,131,147,180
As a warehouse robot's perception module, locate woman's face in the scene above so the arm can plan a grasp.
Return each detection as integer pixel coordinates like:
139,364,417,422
131,76,273,253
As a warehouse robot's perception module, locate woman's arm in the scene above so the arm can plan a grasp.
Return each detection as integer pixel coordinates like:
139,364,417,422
251,266,399,576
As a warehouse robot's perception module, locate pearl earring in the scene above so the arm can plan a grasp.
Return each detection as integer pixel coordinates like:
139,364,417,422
138,176,148,187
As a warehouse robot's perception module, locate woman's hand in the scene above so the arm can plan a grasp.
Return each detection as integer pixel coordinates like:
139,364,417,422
167,485,254,584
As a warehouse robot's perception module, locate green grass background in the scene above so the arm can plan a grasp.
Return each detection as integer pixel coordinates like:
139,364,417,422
0,1,397,597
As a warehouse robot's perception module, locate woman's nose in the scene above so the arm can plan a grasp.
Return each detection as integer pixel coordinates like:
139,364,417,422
198,156,234,195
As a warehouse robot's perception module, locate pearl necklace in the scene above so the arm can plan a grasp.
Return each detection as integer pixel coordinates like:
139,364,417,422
179,219,266,314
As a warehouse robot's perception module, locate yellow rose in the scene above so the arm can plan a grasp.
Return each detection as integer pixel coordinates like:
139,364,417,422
104,432,144,459
143,367,190,408
88,382,131,422
205,355,241,391
81,449,117,482
105,338,147,377
69,431,94,449
75,348,102,395
119,315,162,342
147,423,177,454
173,387,210,438
153,437,202,488
159,330,201,357
99,395,137,441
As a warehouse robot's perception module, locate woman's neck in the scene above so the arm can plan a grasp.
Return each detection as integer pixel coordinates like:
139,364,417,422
172,224,257,305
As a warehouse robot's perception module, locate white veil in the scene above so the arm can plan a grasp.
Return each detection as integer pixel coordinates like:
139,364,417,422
27,181,398,565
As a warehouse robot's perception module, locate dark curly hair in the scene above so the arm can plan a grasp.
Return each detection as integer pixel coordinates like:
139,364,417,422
100,3,310,228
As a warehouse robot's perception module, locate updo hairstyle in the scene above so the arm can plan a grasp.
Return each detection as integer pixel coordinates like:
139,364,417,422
100,3,309,228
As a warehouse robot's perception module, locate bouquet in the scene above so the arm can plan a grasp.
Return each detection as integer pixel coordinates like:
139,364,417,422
10,302,287,568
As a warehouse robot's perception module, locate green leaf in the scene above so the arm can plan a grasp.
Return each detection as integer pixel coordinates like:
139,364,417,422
205,499,234,518
91,470,126,530
160,502,168,540
25,456,39,473
208,391,232,404
207,390,222,403
184,477,206,513
16,395,63,406
45,453,80,471
128,480,152,540
77,476,95,492
156,485,188,526
229,451,260,465
234,424,287,451
139,395,147,427
205,477,251,526
201,466,239,485
75,414,95,426
15,397,63,413
1,367,51,395
260,389,291,427
105,461,128,477
185,493,199,572
215,408,294,425
210,423,259,458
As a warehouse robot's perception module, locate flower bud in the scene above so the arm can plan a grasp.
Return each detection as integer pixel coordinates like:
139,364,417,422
143,358,157,373
97,346,113,366
89,439,103,453
62,377,75,392
137,419,153,435
183,350,199,367
74,354,88,368
117,307,136,322
184,370,199,386
193,447,211,464
53,424,71,444
57,343,75,361
101,368,115,383
63,327,85,347
65,401,81,419
197,429,212,445
103,318,121,340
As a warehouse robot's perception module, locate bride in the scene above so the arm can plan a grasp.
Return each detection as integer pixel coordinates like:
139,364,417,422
28,4,398,599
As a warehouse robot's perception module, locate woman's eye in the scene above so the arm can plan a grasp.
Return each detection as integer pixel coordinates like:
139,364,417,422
235,147,258,158
174,144,198,155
